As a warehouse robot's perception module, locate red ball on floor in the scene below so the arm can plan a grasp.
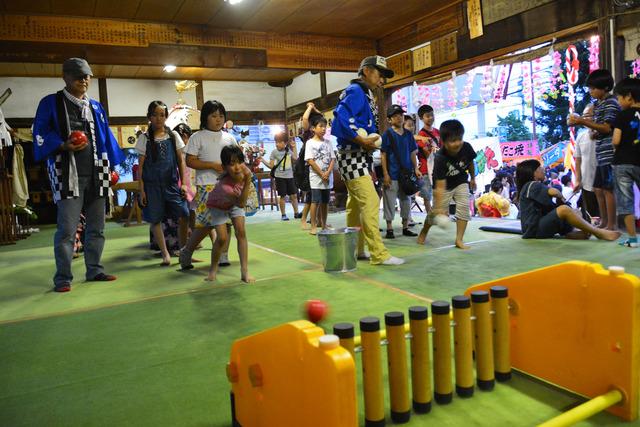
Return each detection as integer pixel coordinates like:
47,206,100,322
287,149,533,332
304,299,329,323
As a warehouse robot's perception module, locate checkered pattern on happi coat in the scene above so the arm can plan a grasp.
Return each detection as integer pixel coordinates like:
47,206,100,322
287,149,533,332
337,149,371,182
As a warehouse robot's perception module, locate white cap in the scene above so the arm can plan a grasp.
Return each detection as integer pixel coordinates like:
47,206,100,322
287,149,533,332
608,266,625,276
318,334,340,350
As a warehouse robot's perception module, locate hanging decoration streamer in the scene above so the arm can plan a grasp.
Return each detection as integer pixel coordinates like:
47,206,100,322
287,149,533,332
481,61,494,103
521,61,533,107
493,65,508,103
631,58,640,77
532,57,545,99
447,71,457,111
544,50,564,101
461,71,474,108
564,44,580,185
431,84,444,112
392,89,408,111
416,85,431,108
588,35,600,73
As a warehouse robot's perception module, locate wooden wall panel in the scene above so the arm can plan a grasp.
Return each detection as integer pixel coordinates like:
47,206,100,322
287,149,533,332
482,0,554,25
378,3,464,57
0,15,374,71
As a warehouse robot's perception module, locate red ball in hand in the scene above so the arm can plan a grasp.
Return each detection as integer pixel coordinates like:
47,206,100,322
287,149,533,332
69,131,88,146
305,299,329,323
110,170,119,186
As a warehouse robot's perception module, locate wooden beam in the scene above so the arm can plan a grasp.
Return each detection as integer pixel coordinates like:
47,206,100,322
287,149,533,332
0,14,375,71
378,3,465,58
286,91,342,122
0,41,267,69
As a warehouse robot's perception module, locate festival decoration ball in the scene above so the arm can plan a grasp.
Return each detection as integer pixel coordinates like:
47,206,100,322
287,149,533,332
305,299,329,323
69,131,88,146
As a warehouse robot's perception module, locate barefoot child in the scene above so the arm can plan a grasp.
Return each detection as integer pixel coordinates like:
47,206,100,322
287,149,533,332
516,159,621,241
205,145,254,283
417,120,476,249
137,101,189,266
304,116,335,235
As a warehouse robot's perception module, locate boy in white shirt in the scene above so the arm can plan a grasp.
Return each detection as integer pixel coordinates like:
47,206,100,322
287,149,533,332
304,116,335,235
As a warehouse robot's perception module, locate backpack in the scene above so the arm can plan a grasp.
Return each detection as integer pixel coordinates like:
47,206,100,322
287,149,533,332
294,142,310,191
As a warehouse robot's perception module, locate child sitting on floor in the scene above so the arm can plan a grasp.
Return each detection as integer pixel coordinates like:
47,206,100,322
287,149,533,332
475,179,510,217
516,159,620,241
205,145,255,283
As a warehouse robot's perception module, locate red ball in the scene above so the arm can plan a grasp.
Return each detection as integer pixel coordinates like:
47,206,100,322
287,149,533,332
110,170,119,186
305,299,329,323
69,131,88,146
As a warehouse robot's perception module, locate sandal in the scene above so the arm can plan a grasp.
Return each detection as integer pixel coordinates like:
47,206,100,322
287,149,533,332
619,238,638,248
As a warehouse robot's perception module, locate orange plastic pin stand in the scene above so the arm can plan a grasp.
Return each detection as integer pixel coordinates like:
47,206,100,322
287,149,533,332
228,320,357,427
465,261,639,421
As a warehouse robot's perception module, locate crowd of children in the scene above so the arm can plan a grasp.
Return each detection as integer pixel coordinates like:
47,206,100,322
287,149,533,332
142,76,639,287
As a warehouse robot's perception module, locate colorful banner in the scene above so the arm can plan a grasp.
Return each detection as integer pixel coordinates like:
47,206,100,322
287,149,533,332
469,137,503,193
540,142,566,166
500,140,540,159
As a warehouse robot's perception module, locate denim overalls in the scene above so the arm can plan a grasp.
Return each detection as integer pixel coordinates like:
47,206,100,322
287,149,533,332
141,132,189,224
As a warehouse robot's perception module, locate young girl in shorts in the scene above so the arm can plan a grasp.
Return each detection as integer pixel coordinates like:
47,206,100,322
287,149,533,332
206,145,254,283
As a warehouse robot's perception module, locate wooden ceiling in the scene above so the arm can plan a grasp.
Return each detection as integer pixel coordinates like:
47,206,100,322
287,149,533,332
0,0,452,39
0,0,461,81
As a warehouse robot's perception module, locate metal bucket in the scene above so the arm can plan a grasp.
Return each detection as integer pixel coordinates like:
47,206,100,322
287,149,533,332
317,227,359,273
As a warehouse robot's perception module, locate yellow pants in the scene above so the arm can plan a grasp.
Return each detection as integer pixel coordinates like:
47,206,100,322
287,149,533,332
345,175,391,264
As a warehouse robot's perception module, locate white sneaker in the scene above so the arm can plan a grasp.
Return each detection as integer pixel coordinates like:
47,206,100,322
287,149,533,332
218,252,231,266
357,250,371,260
382,256,405,266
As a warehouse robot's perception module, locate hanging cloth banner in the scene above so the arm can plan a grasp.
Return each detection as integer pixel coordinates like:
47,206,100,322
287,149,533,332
564,45,579,184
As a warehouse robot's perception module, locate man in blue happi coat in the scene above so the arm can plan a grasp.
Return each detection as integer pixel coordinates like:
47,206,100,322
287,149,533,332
33,58,124,292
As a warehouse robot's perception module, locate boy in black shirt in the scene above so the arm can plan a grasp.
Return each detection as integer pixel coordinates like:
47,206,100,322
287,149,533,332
417,120,477,249
612,77,640,247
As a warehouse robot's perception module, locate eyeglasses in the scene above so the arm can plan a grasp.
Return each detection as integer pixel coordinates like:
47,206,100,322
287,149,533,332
74,75,91,81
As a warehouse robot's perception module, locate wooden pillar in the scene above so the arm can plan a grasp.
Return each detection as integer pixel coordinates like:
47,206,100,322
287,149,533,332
98,78,109,117
195,80,204,110
320,71,327,97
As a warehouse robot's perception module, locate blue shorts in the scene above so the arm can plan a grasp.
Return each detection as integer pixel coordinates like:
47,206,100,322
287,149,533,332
593,165,614,190
311,188,330,204
614,164,640,216
142,184,189,224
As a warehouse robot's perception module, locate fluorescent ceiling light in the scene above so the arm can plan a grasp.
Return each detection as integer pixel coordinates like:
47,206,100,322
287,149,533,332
163,65,177,72
225,0,244,4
